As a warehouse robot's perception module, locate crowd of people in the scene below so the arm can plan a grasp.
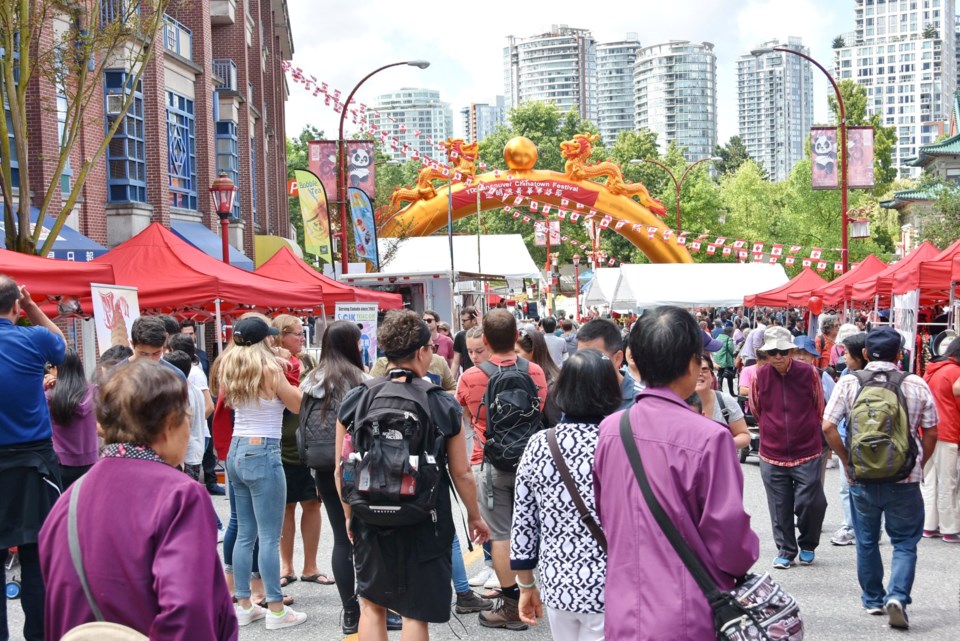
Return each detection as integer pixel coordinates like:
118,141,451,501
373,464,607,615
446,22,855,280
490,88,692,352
1,269,958,640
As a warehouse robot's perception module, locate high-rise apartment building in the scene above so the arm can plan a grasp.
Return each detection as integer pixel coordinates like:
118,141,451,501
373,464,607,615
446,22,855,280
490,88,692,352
370,89,453,161
634,41,718,160
834,0,957,176
738,38,814,181
504,25,597,123
597,36,642,146
461,97,506,143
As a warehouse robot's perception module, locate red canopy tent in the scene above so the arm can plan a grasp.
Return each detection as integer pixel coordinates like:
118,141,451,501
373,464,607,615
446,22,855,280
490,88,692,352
743,268,827,308
256,246,403,311
0,249,115,298
93,223,324,312
786,254,887,308
850,242,940,304
890,239,960,303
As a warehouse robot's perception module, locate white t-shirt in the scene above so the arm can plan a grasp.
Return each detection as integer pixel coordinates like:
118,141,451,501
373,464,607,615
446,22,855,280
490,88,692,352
188,364,209,391
184,384,207,466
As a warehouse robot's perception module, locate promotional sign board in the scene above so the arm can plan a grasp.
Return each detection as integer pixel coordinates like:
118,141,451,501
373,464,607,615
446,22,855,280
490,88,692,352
308,140,376,201
293,169,334,265
534,220,560,246
335,302,379,369
847,126,876,189
90,283,140,355
348,187,379,268
811,127,839,190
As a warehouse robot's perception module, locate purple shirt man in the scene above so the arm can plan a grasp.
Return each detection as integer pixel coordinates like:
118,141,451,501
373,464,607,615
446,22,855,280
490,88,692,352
593,306,759,641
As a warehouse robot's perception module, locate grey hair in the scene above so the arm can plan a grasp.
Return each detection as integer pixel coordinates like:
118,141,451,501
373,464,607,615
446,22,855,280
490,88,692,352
466,326,484,339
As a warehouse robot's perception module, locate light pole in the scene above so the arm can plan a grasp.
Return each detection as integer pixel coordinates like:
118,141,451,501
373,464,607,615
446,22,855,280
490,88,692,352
752,46,849,273
572,253,581,322
336,60,430,278
629,156,720,234
209,172,238,265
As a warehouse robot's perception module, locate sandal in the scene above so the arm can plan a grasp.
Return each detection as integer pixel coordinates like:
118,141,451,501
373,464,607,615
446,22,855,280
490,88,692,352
257,594,294,608
279,575,298,588
300,573,336,585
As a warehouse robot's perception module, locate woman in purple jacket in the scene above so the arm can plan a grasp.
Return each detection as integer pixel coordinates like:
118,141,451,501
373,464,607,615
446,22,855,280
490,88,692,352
46,349,98,488
39,360,237,640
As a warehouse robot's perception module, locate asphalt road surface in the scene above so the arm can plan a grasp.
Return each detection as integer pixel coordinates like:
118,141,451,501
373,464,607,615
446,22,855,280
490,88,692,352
6,459,959,639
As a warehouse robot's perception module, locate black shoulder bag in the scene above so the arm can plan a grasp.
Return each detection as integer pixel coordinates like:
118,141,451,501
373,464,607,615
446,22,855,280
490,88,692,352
546,428,607,553
618,410,803,641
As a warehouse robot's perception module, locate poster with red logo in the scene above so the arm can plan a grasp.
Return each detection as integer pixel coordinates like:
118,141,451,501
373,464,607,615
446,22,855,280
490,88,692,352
811,127,838,190
308,140,376,202
847,126,875,189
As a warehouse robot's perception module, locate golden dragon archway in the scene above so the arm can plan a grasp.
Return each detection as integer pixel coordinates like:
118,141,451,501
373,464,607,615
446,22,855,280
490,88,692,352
379,135,693,264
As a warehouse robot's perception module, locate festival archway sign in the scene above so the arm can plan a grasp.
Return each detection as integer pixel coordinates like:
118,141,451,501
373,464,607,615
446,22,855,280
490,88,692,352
379,134,693,265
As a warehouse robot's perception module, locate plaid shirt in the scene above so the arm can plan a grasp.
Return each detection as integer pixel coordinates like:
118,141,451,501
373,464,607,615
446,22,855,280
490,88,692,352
823,361,938,483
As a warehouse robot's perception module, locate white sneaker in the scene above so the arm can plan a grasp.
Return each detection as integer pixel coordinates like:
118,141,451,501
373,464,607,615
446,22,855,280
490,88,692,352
830,527,856,546
468,567,492,588
265,606,308,630
235,603,267,626
483,572,501,590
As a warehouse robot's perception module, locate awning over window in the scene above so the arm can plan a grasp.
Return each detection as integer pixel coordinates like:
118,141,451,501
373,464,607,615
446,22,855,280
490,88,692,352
170,220,254,271
0,208,108,261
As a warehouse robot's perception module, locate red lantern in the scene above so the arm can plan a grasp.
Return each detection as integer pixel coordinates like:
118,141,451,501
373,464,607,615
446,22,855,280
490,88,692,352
808,296,823,315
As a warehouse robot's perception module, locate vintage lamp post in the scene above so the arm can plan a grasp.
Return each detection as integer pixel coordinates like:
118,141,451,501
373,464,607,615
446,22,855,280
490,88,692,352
209,172,238,265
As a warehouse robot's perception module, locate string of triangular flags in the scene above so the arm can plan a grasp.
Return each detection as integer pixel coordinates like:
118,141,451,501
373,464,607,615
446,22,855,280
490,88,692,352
283,62,849,274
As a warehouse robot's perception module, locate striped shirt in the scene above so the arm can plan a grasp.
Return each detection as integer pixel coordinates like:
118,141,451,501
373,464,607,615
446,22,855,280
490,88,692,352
823,361,938,483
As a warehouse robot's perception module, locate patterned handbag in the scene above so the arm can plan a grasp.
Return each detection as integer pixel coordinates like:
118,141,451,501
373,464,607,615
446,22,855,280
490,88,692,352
618,410,803,641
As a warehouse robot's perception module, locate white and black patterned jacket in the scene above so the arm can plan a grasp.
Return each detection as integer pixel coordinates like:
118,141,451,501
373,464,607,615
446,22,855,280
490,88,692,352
510,422,606,614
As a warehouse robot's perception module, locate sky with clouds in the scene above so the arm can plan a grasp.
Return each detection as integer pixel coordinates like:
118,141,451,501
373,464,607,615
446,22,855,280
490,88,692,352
285,0,853,147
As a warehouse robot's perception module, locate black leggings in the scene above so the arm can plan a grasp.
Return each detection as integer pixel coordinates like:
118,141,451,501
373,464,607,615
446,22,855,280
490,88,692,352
718,367,737,396
316,470,357,611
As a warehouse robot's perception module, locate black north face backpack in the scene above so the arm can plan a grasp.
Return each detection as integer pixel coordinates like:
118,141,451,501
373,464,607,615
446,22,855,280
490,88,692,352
480,358,543,472
339,372,446,527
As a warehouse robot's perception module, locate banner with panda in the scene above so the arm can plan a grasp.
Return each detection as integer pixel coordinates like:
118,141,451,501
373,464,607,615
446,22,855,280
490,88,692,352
307,140,376,202
810,127,838,190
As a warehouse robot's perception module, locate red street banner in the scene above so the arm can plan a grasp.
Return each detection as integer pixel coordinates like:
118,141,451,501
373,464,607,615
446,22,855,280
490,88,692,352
308,140,376,203
811,127,839,190
848,126,876,189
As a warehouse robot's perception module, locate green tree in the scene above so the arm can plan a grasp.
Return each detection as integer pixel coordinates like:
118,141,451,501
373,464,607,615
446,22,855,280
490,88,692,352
827,80,898,193
1,1,171,254
714,135,756,176
832,36,846,49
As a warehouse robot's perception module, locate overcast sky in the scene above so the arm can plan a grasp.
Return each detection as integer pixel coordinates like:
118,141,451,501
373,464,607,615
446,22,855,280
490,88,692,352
285,0,853,147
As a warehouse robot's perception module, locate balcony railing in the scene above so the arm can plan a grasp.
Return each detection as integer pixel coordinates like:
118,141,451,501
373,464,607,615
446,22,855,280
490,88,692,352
101,0,139,27
212,58,237,91
163,15,192,60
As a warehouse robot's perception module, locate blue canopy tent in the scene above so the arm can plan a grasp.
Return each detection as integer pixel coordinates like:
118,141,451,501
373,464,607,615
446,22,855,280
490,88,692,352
0,208,108,261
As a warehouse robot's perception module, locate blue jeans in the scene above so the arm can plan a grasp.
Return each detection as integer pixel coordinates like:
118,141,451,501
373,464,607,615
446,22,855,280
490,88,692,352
451,533,469,594
227,437,286,603
223,479,259,574
0,544,43,641
849,482,924,609
838,467,853,530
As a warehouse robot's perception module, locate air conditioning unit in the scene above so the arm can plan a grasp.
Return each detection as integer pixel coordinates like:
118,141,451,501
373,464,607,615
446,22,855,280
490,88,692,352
105,94,125,116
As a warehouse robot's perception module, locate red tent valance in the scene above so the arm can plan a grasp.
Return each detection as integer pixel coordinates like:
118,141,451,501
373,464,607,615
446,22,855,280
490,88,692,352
743,268,827,308
850,242,940,303
890,239,960,303
786,254,887,307
0,249,115,298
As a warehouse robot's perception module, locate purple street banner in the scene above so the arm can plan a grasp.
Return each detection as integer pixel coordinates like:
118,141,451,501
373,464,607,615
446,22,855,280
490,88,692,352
847,126,876,190
308,140,376,202
348,187,379,269
810,127,838,190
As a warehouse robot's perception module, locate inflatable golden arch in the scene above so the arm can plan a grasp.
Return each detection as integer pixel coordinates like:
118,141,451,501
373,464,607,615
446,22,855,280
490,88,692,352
380,135,693,264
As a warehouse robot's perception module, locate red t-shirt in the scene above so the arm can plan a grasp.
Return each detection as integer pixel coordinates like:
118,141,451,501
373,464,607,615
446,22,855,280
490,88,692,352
435,333,455,367
455,355,548,465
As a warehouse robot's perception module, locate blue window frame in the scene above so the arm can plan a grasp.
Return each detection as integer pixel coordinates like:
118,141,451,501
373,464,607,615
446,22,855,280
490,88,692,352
250,136,258,227
215,121,240,218
167,91,197,210
104,71,145,203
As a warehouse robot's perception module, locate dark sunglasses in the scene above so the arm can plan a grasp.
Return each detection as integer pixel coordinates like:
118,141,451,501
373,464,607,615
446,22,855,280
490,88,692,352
423,318,435,324
766,349,791,357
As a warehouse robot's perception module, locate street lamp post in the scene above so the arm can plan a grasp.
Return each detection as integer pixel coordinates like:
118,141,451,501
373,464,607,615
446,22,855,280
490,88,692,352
336,60,430,278
752,46,849,273
209,172,238,265
629,156,720,234
572,253,581,322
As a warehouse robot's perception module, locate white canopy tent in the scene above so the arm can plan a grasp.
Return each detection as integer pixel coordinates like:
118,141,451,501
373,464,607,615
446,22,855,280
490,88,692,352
582,267,637,312
611,263,790,309
378,234,541,280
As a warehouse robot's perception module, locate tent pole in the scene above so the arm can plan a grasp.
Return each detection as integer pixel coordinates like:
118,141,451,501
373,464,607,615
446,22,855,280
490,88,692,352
215,298,223,355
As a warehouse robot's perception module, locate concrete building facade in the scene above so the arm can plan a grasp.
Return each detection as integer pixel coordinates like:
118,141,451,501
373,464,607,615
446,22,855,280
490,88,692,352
460,97,506,143
370,88,453,161
596,36,642,146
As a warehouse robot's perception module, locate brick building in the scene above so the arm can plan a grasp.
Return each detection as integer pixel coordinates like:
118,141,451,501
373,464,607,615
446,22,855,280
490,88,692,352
14,0,294,262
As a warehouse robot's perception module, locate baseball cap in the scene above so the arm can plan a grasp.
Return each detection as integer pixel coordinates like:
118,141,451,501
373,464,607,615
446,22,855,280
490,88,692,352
866,327,903,361
793,336,820,358
759,326,796,352
702,330,723,353
723,320,734,329
233,317,279,346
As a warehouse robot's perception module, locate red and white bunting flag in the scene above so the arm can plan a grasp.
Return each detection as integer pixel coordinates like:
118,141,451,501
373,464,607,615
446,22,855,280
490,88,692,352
557,209,567,219
706,244,716,255
584,211,596,221
542,205,552,214
522,216,530,223
733,240,746,249
663,229,673,241
769,256,779,264
698,234,710,239
789,245,802,254
722,247,732,257
450,150,459,159
752,242,764,254
815,261,826,271
690,241,702,252
440,167,450,177
576,203,585,209
513,196,524,205
504,206,512,213
737,250,748,260
614,220,626,230
677,233,688,245
607,258,616,266
529,201,539,211
715,237,727,246
752,253,764,263
851,262,860,270
479,162,488,170
453,172,462,182
633,224,643,232
560,235,568,242
598,216,611,229
413,129,421,137
834,263,844,273
802,258,812,267
560,198,570,207
570,212,580,222
465,177,474,186
512,211,520,219
785,256,796,266
647,227,656,240
771,244,783,257
493,169,501,178
810,247,823,259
